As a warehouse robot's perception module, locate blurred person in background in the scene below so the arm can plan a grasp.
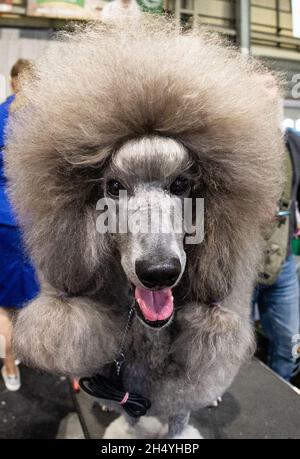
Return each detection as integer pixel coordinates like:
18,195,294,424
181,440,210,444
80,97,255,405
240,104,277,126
0,59,39,391
253,75,300,382
102,0,142,22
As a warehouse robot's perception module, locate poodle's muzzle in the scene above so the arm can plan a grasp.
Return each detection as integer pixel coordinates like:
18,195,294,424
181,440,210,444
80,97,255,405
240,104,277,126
118,202,186,330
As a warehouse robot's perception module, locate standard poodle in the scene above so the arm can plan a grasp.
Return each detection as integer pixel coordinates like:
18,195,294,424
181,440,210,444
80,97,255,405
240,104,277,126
5,18,283,438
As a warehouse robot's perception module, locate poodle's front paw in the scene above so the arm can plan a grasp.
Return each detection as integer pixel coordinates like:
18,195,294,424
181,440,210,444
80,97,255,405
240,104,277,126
169,425,203,440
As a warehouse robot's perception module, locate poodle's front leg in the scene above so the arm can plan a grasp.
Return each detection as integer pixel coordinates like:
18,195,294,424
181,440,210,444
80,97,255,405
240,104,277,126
12,291,119,376
167,412,203,439
125,414,139,428
167,412,190,438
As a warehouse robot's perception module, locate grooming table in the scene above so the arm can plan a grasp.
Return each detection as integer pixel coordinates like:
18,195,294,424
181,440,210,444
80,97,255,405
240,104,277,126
71,358,300,439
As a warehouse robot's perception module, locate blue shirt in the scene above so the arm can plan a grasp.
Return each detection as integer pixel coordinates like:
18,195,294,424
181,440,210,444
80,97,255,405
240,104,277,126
0,94,15,148
0,94,16,225
0,93,40,307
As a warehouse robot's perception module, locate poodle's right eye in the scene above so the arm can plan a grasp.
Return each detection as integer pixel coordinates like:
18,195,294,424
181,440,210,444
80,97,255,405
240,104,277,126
106,180,126,197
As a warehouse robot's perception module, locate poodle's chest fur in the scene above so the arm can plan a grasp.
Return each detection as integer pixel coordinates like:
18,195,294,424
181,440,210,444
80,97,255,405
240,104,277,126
120,322,188,414
99,303,254,416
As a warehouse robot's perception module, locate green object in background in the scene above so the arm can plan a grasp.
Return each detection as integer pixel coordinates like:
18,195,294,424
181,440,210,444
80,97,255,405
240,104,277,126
292,238,300,255
106,1,163,14
36,0,85,6
137,0,163,13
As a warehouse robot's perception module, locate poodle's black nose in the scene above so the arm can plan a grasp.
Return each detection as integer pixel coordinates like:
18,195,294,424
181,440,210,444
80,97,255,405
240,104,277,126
135,257,181,289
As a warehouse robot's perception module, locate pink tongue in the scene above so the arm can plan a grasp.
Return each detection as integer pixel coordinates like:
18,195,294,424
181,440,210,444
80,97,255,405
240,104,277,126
135,287,174,322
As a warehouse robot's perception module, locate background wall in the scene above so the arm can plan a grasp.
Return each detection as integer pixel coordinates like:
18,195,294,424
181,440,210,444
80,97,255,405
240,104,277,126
0,27,54,100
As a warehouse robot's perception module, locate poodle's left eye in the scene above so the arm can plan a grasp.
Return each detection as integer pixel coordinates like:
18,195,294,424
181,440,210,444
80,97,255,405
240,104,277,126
170,176,191,196
106,179,126,197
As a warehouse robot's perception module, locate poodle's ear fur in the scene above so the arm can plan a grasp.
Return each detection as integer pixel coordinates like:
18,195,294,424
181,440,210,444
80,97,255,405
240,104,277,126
25,202,111,295
184,150,281,304
5,17,284,301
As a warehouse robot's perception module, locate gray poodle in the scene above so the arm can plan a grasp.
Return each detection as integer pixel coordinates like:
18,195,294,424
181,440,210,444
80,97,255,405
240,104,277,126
5,18,283,438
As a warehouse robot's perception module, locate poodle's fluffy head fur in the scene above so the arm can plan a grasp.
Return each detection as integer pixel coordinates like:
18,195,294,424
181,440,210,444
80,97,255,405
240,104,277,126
5,18,283,378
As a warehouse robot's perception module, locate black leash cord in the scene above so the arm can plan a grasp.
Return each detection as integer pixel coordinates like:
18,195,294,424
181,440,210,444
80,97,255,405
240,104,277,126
114,306,135,376
79,373,151,418
79,304,151,418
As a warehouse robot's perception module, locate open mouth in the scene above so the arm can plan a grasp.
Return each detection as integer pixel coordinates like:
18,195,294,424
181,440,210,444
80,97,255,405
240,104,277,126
134,287,174,328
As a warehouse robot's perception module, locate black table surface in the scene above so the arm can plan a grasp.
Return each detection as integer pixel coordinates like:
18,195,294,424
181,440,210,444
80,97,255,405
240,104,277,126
72,358,300,439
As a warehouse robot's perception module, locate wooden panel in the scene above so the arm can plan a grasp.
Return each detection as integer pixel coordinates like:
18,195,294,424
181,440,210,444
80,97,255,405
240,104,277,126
195,0,234,20
252,6,277,26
